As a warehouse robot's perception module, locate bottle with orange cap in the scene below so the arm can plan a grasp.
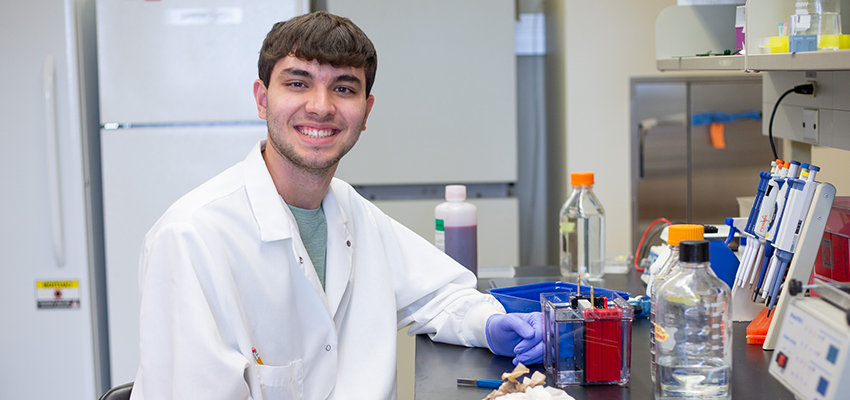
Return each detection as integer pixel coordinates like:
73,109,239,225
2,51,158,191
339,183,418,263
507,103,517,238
559,171,605,282
648,224,705,383
654,240,732,400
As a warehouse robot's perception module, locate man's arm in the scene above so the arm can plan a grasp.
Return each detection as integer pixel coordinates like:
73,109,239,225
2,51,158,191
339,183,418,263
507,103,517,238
380,216,544,365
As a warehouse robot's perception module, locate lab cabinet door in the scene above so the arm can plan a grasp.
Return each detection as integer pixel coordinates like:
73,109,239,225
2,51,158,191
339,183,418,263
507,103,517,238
632,81,689,242
631,76,777,250
690,81,770,225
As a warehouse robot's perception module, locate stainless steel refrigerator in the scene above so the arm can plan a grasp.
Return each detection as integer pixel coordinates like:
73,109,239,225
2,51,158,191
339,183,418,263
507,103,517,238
0,0,108,398
96,0,309,386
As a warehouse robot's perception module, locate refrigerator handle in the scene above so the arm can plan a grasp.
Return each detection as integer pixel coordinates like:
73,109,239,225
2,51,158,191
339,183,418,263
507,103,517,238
43,55,66,267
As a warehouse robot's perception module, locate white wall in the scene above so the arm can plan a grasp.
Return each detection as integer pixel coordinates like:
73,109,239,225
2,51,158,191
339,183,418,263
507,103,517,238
812,146,850,196
560,0,678,254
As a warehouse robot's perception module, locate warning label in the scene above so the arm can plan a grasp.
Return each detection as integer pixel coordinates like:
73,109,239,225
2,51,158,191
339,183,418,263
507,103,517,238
36,280,81,309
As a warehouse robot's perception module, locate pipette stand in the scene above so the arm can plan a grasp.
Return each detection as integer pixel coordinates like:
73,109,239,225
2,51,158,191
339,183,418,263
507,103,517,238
763,182,836,350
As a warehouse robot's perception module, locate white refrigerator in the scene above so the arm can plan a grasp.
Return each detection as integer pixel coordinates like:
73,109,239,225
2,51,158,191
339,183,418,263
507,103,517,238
0,0,108,398
96,0,309,387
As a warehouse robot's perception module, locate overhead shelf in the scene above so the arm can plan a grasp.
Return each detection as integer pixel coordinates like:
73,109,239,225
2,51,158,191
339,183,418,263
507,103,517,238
657,55,745,71
747,51,850,71
656,0,850,72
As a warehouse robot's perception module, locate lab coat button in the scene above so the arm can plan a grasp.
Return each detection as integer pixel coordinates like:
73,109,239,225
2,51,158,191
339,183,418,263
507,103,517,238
346,240,351,247
299,256,303,264
326,345,331,351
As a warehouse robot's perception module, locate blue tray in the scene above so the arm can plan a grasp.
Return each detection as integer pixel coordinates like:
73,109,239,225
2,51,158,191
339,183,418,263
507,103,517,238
488,281,631,313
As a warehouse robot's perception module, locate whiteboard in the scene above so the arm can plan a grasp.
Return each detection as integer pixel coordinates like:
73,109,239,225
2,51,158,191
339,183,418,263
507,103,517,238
327,0,518,185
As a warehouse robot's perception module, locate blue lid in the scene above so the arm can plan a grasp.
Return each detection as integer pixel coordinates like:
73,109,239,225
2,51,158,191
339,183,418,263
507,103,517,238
809,164,820,172
801,163,810,169
790,160,801,165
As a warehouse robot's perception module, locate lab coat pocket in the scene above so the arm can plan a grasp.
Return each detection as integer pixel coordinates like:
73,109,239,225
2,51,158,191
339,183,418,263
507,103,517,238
256,359,304,400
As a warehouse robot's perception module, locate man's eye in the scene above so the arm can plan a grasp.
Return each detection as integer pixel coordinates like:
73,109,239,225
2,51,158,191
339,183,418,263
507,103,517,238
288,82,306,88
335,87,355,94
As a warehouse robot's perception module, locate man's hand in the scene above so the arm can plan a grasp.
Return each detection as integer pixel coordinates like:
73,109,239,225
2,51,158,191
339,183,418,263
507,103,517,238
485,312,544,365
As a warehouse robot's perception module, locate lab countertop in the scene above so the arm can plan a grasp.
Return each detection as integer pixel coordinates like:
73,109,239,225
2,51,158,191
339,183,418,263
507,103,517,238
413,266,795,400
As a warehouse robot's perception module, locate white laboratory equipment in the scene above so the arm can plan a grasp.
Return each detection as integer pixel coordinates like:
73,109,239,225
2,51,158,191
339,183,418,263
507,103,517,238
769,280,850,400
96,0,309,385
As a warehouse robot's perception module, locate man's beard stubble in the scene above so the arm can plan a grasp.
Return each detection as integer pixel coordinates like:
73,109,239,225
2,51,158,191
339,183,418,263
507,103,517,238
265,109,363,176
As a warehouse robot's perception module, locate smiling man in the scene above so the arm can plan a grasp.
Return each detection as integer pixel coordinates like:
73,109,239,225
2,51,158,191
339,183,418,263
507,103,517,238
130,11,542,400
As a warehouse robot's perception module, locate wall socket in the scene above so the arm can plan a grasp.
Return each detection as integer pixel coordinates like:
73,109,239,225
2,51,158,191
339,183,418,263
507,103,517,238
802,108,819,143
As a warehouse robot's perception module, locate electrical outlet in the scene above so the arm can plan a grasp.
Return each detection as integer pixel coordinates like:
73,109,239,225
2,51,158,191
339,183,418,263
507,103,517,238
802,108,819,143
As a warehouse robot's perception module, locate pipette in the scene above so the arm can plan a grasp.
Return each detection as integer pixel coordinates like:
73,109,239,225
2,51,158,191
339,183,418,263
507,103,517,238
734,167,774,288
752,162,797,299
765,164,820,310
738,160,788,289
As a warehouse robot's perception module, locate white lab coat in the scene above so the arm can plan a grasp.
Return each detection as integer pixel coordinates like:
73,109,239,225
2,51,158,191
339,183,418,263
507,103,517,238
130,140,505,400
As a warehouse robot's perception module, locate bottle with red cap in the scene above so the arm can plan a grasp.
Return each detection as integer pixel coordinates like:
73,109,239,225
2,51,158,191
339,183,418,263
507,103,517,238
559,171,605,282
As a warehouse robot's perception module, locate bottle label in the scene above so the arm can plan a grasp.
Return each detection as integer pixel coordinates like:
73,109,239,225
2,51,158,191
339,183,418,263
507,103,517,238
559,221,575,234
435,219,445,251
654,323,669,343
667,294,700,306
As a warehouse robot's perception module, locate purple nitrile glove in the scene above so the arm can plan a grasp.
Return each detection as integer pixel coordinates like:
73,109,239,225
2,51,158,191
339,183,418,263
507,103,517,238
486,312,544,365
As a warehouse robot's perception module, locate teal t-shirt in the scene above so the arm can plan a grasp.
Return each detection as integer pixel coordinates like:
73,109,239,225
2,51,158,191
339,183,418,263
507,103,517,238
288,204,328,289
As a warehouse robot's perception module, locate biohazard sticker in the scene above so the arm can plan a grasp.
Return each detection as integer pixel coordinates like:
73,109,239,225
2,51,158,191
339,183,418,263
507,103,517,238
36,281,80,309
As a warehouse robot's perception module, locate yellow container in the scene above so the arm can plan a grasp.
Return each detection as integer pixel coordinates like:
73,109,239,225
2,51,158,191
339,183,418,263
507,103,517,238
819,34,840,50
768,36,789,53
840,34,850,50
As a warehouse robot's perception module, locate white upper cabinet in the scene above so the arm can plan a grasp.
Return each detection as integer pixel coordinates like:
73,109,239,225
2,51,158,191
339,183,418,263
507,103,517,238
656,0,850,71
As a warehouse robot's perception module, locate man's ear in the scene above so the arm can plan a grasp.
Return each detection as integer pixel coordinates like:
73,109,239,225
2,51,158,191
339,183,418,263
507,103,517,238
362,94,375,131
253,79,268,120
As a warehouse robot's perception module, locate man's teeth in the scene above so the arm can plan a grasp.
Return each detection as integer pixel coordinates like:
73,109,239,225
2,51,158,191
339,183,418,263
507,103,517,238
299,127,336,138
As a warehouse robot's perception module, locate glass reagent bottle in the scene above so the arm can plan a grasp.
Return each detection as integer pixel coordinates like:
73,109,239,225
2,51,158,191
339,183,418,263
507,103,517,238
559,171,605,281
654,240,732,400
648,224,705,383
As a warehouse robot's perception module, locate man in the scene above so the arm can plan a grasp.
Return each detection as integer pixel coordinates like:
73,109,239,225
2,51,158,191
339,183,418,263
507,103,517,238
131,11,541,399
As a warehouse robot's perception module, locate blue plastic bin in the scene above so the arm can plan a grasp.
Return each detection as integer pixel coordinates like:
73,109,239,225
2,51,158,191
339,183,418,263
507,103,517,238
487,281,631,313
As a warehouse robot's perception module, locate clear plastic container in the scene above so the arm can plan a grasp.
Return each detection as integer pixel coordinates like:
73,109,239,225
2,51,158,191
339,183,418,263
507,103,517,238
791,0,842,50
648,224,705,383
541,290,633,387
559,172,605,282
435,185,477,275
654,240,732,400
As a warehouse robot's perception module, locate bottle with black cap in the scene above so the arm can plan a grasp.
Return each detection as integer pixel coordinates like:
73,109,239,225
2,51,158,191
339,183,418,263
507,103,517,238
654,240,732,400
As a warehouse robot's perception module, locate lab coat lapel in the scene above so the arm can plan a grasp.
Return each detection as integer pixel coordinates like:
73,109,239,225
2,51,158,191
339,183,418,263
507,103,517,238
322,188,354,324
244,140,294,243
244,140,331,310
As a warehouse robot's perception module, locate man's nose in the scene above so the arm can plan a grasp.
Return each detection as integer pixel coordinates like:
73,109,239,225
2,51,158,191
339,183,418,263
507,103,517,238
305,88,335,117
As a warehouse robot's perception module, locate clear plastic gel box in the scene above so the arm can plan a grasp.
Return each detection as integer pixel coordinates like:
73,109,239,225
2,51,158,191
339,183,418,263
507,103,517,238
541,291,633,387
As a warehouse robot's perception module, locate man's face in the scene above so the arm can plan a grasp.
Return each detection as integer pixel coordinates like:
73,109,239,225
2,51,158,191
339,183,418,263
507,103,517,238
254,56,374,174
